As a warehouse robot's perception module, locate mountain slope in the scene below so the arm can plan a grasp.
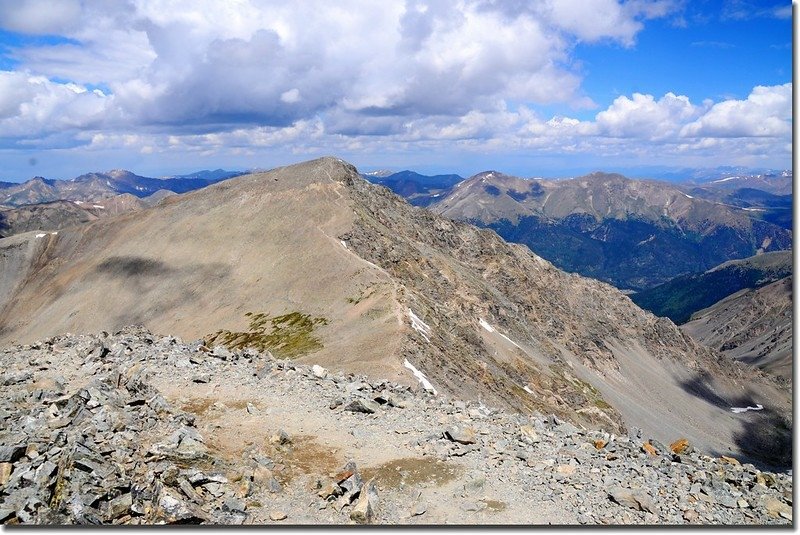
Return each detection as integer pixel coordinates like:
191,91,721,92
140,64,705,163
0,169,242,207
430,171,791,290
682,276,792,385
0,194,149,239
0,157,790,467
679,186,793,230
631,251,792,324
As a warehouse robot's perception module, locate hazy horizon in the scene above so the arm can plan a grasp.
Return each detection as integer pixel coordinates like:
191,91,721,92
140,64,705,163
0,1,792,181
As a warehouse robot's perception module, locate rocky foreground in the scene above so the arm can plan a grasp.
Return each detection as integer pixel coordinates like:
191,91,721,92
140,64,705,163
0,327,792,525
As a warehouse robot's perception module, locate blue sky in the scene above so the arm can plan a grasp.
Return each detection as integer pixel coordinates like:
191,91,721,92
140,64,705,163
0,0,792,181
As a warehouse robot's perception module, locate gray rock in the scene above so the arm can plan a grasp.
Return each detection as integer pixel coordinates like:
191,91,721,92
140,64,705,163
350,478,379,524
105,493,132,520
460,501,483,512
608,486,658,515
344,399,379,414
0,445,26,463
444,426,477,445
2,371,33,386
269,510,287,521
269,429,291,445
222,497,247,513
410,502,427,517
156,487,207,523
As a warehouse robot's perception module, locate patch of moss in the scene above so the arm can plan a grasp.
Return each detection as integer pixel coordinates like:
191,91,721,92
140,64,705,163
594,399,612,410
208,311,328,359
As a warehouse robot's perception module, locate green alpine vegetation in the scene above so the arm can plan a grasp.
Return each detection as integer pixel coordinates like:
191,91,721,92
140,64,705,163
207,311,329,358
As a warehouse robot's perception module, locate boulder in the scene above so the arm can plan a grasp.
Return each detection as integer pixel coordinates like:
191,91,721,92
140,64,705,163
350,478,379,524
343,399,379,414
608,486,657,515
444,426,476,445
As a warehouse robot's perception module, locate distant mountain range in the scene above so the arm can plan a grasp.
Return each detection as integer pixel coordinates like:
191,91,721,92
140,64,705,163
0,195,150,239
360,170,463,206
0,169,245,207
416,171,791,291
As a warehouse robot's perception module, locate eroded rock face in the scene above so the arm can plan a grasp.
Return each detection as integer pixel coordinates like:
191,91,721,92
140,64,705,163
0,327,792,526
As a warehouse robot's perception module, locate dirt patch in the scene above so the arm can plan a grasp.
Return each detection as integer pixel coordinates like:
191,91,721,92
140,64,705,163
180,397,258,416
361,457,462,489
181,397,217,416
483,499,508,512
276,435,343,484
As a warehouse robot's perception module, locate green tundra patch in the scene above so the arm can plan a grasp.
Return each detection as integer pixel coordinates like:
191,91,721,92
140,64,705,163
208,311,329,359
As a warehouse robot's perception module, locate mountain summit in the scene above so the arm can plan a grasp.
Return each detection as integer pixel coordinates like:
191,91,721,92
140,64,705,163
0,157,790,468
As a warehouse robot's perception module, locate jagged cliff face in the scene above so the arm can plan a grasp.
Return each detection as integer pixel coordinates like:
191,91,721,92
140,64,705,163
0,158,790,466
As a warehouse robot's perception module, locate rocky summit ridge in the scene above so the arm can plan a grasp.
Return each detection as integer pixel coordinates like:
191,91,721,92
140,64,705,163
0,157,791,480
0,327,792,525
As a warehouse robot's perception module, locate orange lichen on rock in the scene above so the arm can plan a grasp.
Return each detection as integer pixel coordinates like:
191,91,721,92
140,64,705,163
670,438,690,454
642,442,657,456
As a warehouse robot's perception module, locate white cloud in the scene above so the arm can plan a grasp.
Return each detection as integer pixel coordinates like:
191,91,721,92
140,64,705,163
595,92,700,139
0,0,677,136
0,71,114,139
0,0,82,34
680,83,791,138
0,1,790,174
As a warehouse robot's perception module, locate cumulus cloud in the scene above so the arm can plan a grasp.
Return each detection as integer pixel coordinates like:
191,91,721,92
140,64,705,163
0,0,674,136
0,71,114,140
595,92,699,139
0,1,790,173
680,83,791,138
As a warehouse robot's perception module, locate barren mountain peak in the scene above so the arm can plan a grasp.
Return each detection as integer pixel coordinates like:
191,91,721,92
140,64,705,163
0,157,791,470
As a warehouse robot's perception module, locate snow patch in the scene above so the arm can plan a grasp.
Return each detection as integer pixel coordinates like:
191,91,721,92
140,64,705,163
92,205,105,209
711,176,738,183
106,180,112,186
73,200,84,205
522,385,534,395
408,309,431,342
478,318,495,333
35,233,47,238
743,207,766,212
731,404,763,414
340,240,348,249
404,359,437,395
683,193,694,199
478,318,521,349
